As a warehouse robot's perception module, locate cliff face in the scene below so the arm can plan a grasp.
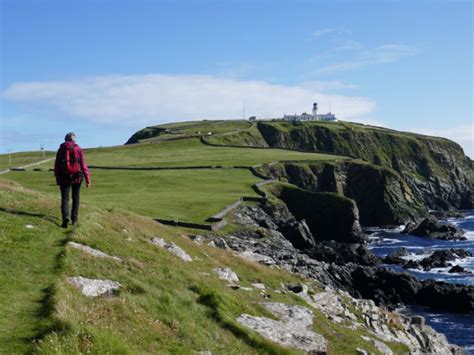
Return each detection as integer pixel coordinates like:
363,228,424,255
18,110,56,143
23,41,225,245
257,121,474,211
259,161,425,226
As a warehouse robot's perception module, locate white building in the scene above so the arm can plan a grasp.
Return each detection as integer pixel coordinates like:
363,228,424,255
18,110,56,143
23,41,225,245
282,102,337,121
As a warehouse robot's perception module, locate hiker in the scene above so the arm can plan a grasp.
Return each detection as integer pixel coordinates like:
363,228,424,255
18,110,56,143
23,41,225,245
54,132,91,228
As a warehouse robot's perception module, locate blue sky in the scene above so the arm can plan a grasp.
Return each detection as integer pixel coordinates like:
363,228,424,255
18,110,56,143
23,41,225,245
1,0,472,157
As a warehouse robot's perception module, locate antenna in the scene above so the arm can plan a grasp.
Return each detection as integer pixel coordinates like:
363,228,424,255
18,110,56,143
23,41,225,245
243,100,246,120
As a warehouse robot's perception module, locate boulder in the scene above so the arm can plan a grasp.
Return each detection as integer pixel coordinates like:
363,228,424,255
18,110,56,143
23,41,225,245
150,237,192,262
402,216,466,240
448,265,471,274
213,268,239,283
383,247,410,266
67,276,121,297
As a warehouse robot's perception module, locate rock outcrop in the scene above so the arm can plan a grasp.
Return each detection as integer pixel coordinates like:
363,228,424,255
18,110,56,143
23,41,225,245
256,121,474,212
276,184,366,243
236,302,327,353
402,216,466,240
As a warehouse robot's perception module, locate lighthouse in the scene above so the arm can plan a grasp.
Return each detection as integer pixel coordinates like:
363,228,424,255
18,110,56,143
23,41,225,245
312,102,318,119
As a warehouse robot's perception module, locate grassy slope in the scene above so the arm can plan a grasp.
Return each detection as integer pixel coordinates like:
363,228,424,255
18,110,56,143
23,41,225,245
0,178,406,354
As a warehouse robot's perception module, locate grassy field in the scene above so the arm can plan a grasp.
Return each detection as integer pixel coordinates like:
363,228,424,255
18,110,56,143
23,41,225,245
5,168,261,223
86,138,345,168
0,178,406,354
2,127,348,224
0,151,55,170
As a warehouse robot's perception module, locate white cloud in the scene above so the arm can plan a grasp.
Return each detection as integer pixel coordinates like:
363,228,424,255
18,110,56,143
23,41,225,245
2,74,375,126
409,124,474,159
312,28,351,38
316,44,418,74
300,80,358,91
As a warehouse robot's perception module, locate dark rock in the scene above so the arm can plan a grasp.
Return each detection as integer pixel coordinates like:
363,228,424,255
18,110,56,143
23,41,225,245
308,241,379,266
383,247,410,265
419,249,471,270
278,219,315,250
278,186,366,243
402,216,466,240
416,281,474,312
448,265,470,274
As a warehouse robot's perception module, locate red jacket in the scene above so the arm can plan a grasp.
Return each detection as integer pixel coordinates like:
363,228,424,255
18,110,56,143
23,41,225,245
54,141,91,186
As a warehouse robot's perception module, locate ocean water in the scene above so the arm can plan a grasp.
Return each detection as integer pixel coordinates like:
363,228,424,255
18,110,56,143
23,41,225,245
368,210,474,352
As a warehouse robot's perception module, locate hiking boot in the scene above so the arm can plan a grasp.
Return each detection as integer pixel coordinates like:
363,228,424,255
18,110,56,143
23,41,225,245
72,220,78,226
61,219,69,228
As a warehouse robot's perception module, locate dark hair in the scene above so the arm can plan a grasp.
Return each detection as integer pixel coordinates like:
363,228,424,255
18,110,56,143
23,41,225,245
65,132,76,142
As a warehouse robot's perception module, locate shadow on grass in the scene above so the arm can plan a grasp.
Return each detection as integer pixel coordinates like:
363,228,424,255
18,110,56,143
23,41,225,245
0,207,59,226
26,231,73,349
190,285,288,354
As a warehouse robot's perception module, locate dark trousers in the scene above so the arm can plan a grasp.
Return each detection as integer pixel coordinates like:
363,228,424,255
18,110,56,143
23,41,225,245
60,184,81,223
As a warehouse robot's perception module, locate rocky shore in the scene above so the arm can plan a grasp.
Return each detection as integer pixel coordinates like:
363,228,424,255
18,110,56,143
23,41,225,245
211,203,474,313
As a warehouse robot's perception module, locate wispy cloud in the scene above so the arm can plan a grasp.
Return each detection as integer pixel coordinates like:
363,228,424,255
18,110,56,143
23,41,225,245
300,80,358,91
312,27,351,38
316,43,418,74
2,74,375,125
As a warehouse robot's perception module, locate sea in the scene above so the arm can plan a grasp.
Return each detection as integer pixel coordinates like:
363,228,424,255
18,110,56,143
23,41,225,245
368,210,474,353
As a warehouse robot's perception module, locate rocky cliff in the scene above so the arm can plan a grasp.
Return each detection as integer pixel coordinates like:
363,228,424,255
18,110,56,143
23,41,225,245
257,160,425,226
257,121,474,212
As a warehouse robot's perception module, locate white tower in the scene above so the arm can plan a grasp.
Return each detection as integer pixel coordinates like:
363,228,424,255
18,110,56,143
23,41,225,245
312,102,318,119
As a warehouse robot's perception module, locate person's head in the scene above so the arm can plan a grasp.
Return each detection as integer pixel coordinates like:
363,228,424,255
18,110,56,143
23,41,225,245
65,132,76,142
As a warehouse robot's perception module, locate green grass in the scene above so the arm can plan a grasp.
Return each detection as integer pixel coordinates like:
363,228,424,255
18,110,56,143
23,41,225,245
0,181,68,353
0,151,55,170
0,178,412,354
131,120,252,143
84,138,345,168
4,168,261,223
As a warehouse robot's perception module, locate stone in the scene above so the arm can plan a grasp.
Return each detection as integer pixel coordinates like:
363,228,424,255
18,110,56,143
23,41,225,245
67,276,121,297
239,251,276,265
150,237,166,248
213,267,239,283
252,283,266,290
25,224,34,229
68,242,122,262
356,348,369,355
190,234,206,245
150,237,192,262
165,243,193,262
236,302,327,353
